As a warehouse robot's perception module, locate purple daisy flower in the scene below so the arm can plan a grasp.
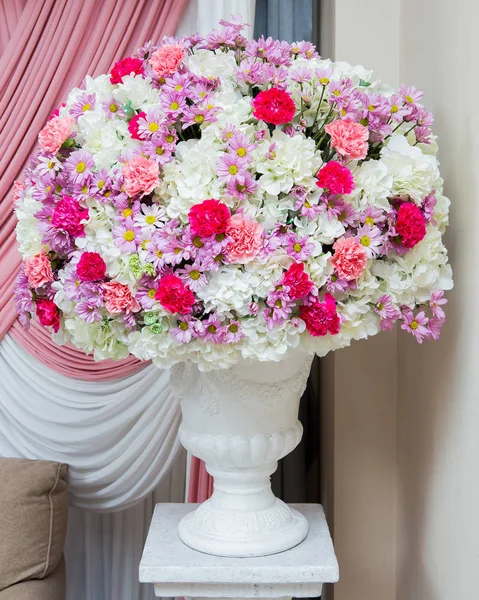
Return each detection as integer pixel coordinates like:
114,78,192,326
170,315,195,343
70,92,96,119
429,289,447,320
286,234,314,261
63,150,95,185
401,308,429,343
112,216,141,253
225,171,257,200
356,224,384,258
136,276,160,309
101,97,126,119
177,263,208,292
75,300,101,323
375,294,400,331
220,320,245,343
216,153,248,182
200,314,223,343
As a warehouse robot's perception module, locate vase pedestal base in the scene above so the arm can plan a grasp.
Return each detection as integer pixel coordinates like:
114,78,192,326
178,498,308,558
140,503,339,599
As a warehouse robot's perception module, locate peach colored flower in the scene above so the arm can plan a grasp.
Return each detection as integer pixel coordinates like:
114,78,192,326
23,253,54,288
38,115,74,154
330,237,368,280
325,120,369,160
122,156,159,197
102,281,140,314
226,214,263,263
12,180,26,205
149,44,185,78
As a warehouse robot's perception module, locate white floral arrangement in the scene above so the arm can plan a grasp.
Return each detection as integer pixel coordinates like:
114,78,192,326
14,17,452,370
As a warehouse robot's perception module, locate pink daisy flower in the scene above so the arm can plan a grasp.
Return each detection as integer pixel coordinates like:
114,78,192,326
401,308,429,343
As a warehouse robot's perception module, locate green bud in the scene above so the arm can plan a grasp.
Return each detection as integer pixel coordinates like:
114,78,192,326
144,311,159,326
142,262,156,277
128,254,142,279
149,323,164,334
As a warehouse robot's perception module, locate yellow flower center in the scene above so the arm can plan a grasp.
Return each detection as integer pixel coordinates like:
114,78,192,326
229,324,238,333
170,101,179,110
304,201,311,208
175,84,183,91
75,279,80,287
410,320,419,330
156,146,164,155
141,240,150,250
82,184,88,193
365,216,374,226
391,104,399,113
360,117,369,126
166,134,175,143
225,132,233,139
104,191,111,197
216,233,225,242
237,147,246,157
405,95,413,104
110,103,118,113
156,250,163,258
293,242,302,253
145,215,156,224
97,180,105,189
48,161,55,169
193,236,204,248
123,230,135,241
319,77,329,86
368,104,375,112
174,247,181,254
333,89,340,97
180,321,188,330
189,270,200,280
229,165,238,175
194,114,204,124
207,324,217,334
341,108,347,116
122,208,132,217
377,302,384,311
148,122,159,132
275,299,283,307
148,289,156,299
360,235,371,247
76,162,86,173
82,103,91,112
45,185,51,192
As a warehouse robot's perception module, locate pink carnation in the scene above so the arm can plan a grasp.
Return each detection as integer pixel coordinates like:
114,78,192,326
110,57,144,84
122,156,159,197
316,161,355,194
52,195,88,237
300,293,340,337
155,274,195,315
330,236,368,280
226,214,263,263
282,262,313,300
325,120,369,160
395,202,426,248
38,115,74,154
149,45,185,78
12,180,26,205
102,281,140,314
36,299,60,333
252,88,296,125
77,252,106,282
23,253,54,288
188,199,230,237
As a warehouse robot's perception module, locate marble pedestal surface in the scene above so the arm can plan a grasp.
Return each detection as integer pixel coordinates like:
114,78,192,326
139,503,339,599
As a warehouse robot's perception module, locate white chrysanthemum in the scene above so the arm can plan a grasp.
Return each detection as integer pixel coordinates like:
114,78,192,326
129,327,174,361
112,74,159,110
381,135,440,201
64,317,130,360
241,315,304,362
256,131,321,196
196,267,257,317
79,114,135,169
185,49,237,82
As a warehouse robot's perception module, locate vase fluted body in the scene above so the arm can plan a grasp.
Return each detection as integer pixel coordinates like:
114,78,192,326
170,347,313,558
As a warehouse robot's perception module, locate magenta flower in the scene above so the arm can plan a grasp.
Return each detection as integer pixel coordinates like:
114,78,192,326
200,314,223,343
227,133,257,161
137,109,164,139
225,171,257,200
182,103,219,129
220,320,245,343
178,263,208,292
375,294,400,330
136,276,160,309
75,300,101,323
101,97,126,119
264,289,294,330
361,206,387,227
401,308,429,343
326,274,352,294
170,315,195,343
216,153,248,182
14,268,34,329
286,234,314,261
428,316,445,340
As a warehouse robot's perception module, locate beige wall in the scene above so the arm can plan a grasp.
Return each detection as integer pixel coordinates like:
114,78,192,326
397,0,479,598
321,1,478,599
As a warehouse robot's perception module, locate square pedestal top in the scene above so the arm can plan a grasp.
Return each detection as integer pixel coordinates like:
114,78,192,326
139,503,339,598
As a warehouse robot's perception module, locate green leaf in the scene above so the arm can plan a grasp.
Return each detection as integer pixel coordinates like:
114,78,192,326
359,79,371,87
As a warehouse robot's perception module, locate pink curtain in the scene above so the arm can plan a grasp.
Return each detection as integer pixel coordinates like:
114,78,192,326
0,0,188,377
188,456,214,502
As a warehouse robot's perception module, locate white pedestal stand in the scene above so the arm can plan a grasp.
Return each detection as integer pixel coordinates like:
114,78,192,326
139,503,339,599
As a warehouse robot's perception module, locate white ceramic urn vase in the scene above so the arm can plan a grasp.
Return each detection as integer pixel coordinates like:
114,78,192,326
170,347,314,558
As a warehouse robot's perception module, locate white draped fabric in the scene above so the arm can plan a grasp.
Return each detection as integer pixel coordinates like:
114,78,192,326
0,337,182,512
0,2,256,599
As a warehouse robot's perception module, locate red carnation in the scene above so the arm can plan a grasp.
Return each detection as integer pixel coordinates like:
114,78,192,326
36,299,60,333
77,252,106,282
282,262,314,300
188,199,230,238
299,293,340,337
252,88,296,125
128,111,147,140
316,161,355,195
110,57,144,85
155,274,195,315
395,202,426,248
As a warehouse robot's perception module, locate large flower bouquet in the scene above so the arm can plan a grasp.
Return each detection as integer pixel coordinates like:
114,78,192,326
14,17,452,370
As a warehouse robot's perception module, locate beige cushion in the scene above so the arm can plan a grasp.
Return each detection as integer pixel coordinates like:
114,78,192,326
0,558,66,600
0,458,68,591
